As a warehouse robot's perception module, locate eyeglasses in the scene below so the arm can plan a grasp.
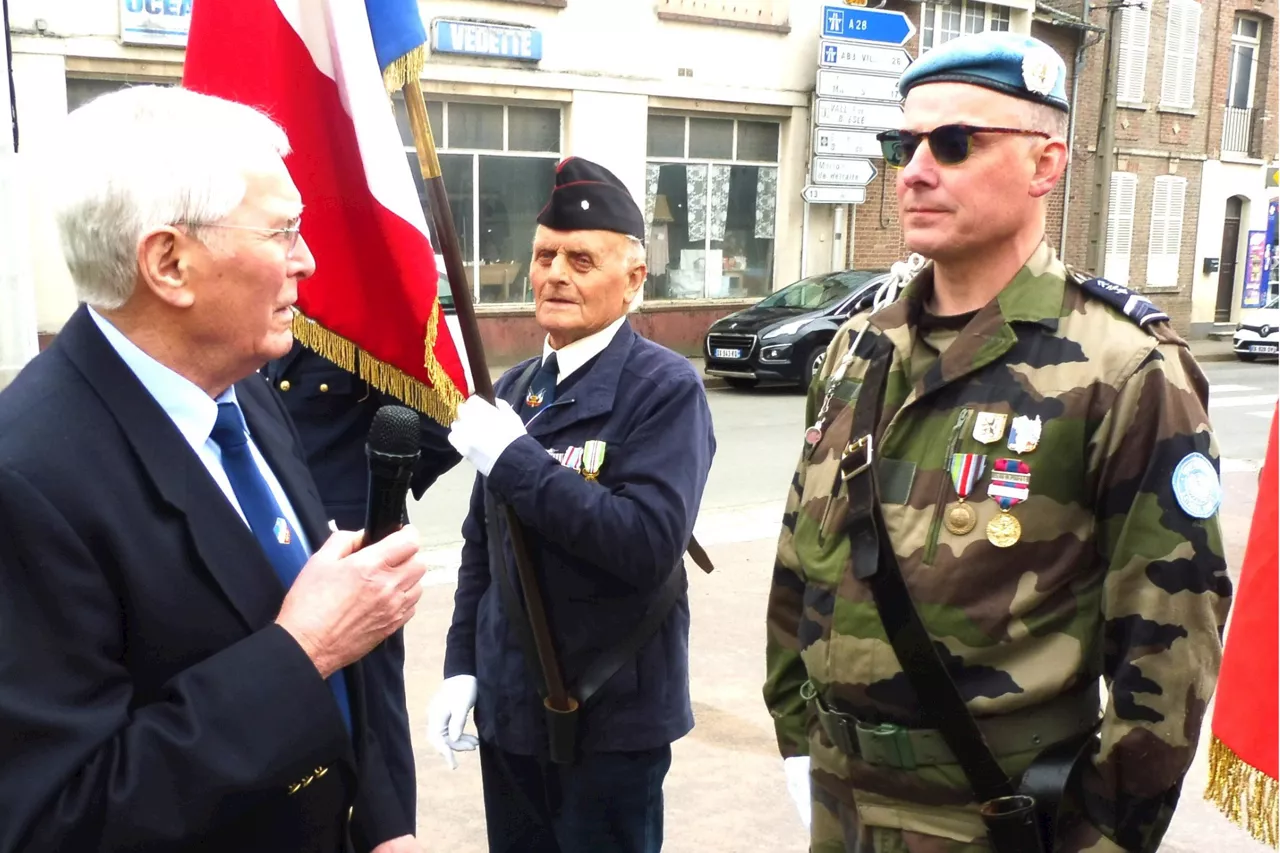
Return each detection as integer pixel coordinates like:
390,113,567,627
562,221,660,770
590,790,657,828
179,218,304,258
875,125,1051,168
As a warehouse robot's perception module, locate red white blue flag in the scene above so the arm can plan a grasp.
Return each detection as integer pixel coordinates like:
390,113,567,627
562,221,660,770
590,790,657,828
183,0,469,424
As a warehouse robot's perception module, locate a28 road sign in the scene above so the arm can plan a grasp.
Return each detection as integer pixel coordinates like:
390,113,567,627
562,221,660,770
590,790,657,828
821,5,916,45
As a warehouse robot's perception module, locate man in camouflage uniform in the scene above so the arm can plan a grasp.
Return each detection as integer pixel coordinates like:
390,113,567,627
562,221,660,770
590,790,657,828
763,32,1233,853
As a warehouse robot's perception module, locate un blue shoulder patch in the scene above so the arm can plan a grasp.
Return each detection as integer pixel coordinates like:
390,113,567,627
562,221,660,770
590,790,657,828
1076,276,1170,328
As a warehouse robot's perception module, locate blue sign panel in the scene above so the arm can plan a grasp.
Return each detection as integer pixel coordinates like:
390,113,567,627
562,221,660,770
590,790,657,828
432,20,542,61
821,5,915,46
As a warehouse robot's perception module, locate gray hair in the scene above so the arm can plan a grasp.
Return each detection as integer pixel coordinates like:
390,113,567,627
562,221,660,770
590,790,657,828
50,85,290,309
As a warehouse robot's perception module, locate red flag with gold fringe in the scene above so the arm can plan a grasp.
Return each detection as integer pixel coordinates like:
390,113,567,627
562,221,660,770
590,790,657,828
181,0,468,425
1206,403,1279,847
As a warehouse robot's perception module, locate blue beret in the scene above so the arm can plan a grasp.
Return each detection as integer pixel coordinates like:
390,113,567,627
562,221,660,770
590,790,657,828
899,32,1069,112
536,156,645,242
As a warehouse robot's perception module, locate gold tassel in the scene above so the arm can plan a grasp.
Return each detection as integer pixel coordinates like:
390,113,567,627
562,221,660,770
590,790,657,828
290,308,465,427
382,45,426,95
1205,735,1280,848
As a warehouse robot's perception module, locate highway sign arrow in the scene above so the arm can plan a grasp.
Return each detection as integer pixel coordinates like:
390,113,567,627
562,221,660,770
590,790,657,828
803,185,867,204
821,5,916,46
816,69,902,102
819,40,912,77
811,156,878,187
815,98,903,131
814,127,883,159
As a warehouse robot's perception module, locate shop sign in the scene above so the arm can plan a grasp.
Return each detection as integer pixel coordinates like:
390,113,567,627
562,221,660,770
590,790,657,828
1242,230,1267,308
431,20,541,62
119,0,192,47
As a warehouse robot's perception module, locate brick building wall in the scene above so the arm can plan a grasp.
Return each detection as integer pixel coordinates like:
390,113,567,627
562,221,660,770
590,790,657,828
1065,0,1278,334
845,2,1085,276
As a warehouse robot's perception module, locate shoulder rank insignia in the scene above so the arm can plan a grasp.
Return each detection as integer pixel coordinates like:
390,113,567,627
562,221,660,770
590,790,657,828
1075,276,1170,328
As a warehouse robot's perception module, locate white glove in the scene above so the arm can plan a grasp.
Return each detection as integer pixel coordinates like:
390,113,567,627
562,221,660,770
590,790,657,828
426,674,479,769
448,396,527,477
783,756,812,830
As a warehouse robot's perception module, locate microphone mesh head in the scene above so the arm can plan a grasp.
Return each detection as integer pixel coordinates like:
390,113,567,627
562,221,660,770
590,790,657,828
368,405,421,455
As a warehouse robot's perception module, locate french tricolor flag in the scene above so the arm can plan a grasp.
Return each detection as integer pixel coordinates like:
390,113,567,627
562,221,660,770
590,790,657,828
183,0,469,424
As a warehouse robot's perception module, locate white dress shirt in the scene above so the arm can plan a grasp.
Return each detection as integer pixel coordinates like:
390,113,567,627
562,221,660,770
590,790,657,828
88,307,311,552
541,314,628,382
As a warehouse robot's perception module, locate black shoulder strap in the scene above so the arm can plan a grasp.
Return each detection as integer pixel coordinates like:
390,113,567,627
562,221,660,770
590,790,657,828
839,336,1016,803
484,354,690,707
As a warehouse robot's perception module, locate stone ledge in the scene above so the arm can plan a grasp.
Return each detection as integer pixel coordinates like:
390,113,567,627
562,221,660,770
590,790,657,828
656,11,791,33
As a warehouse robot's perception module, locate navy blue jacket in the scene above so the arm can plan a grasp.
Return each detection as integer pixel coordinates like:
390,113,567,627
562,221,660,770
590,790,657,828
263,341,460,822
0,307,411,852
443,321,716,756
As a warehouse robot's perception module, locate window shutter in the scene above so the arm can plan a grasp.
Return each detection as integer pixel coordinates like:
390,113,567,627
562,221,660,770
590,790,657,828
1117,6,1150,103
1148,176,1187,287
1105,173,1137,285
1161,0,1201,109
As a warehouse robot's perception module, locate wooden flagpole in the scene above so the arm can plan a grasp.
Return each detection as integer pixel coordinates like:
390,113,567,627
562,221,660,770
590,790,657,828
401,77,572,715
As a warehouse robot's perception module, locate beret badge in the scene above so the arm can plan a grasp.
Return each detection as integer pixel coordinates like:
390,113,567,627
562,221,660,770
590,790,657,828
1021,47,1059,97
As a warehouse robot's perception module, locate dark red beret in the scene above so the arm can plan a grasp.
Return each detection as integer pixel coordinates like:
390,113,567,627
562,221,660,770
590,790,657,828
536,156,645,242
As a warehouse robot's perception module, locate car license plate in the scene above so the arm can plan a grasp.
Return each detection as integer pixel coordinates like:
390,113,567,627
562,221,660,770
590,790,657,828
714,348,742,359
1251,344,1279,354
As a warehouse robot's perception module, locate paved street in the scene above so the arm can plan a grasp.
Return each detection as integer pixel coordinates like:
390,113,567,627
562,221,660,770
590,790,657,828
404,359,1277,852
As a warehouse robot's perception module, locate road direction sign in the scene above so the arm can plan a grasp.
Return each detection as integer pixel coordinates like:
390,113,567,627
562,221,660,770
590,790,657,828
811,156,878,186
815,98,903,131
821,5,916,45
819,40,912,77
803,185,867,204
814,127,883,159
816,69,902,102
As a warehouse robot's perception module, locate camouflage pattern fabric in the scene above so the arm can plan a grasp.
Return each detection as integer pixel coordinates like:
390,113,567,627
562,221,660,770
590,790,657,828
763,243,1233,853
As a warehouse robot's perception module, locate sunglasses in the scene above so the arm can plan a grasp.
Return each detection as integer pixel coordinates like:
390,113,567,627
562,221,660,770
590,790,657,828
875,125,1050,168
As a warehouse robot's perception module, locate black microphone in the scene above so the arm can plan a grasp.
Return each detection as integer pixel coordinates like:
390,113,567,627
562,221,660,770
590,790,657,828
363,404,421,546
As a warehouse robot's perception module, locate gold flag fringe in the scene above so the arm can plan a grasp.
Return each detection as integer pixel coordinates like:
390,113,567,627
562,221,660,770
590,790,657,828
382,45,426,95
291,306,465,428
1205,735,1279,848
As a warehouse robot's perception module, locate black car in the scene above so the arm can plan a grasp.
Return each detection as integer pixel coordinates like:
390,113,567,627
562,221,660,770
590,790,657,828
703,269,890,389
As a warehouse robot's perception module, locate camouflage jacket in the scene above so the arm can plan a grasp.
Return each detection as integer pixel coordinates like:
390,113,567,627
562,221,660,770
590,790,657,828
763,243,1233,852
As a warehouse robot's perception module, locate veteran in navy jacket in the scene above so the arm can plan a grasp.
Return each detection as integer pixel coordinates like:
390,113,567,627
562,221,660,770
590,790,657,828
0,87,429,853
428,157,716,853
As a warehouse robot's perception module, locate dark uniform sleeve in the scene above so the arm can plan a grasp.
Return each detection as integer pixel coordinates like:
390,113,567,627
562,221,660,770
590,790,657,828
1066,341,1233,853
398,391,461,501
484,371,713,592
443,474,490,678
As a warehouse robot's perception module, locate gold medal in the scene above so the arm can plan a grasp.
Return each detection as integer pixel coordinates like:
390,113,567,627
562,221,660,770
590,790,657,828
986,511,1021,547
943,501,977,535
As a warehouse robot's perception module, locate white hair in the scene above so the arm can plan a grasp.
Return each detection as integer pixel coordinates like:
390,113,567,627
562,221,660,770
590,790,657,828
49,85,291,309
622,234,646,269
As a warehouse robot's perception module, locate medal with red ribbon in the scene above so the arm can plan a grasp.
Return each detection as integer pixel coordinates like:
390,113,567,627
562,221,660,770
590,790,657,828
986,458,1030,547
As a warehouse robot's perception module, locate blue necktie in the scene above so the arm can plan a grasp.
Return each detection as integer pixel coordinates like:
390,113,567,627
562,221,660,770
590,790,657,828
522,352,559,422
210,401,352,734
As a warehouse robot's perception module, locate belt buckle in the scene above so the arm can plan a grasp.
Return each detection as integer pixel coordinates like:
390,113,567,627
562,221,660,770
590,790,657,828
841,434,874,482
856,722,917,770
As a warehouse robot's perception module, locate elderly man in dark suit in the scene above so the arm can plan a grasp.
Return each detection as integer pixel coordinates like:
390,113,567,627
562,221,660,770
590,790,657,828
0,85,427,853
427,157,716,853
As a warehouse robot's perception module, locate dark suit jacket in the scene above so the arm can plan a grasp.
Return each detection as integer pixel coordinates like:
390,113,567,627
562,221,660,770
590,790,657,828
263,341,461,819
0,306,413,852
443,321,716,756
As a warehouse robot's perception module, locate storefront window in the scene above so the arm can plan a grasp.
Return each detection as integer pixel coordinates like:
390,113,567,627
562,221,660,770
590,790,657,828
644,114,779,300
395,97,561,304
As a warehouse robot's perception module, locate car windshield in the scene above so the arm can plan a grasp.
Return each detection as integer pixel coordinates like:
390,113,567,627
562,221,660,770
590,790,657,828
755,271,883,311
